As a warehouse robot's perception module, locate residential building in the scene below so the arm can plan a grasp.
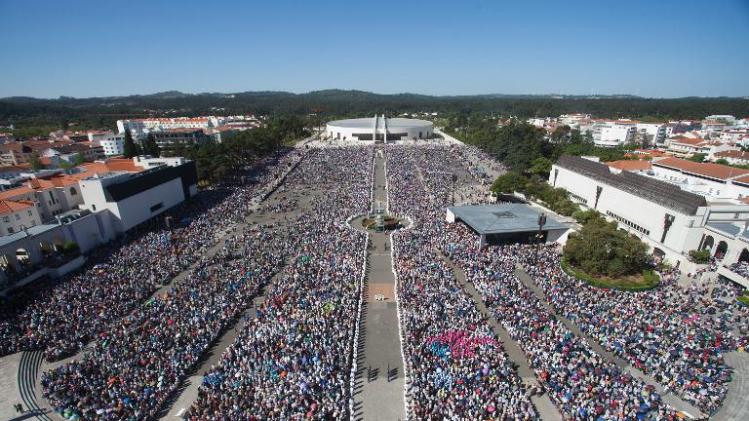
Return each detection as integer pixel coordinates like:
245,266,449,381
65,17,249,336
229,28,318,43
665,136,735,158
719,129,749,144
589,120,637,147
635,122,667,147
0,200,42,236
558,114,591,129
649,157,749,201
713,150,749,166
88,131,125,156
152,128,210,154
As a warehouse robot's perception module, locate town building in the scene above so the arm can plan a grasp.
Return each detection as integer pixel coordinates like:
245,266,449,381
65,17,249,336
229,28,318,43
665,136,735,158
151,128,210,154
649,157,749,202
586,120,637,147
550,156,749,282
713,150,749,166
78,160,197,232
635,122,667,147
88,131,125,156
0,199,42,236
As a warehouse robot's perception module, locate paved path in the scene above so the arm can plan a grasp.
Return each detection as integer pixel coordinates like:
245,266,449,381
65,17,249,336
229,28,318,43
514,267,707,419
350,152,406,421
712,351,749,421
159,291,268,419
442,255,562,421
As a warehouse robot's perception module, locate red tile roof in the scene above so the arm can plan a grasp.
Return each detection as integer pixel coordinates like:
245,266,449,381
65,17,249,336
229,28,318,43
669,136,709,146
714,150,749,160
607,160,652,172
653,157,749,180
0,200,34,215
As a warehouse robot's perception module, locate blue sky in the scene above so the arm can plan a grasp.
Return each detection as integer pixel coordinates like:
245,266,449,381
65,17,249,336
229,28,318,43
1,0,748,98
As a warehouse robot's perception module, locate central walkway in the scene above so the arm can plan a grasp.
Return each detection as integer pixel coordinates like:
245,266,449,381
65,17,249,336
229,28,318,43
351,151,406,421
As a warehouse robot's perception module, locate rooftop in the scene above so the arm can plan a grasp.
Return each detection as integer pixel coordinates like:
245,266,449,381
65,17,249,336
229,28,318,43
607,160,652,172
0,200,34,215
327,116,433,131
448,203,567,235
714,150,749,160
653,157,749,181
556,155,707,215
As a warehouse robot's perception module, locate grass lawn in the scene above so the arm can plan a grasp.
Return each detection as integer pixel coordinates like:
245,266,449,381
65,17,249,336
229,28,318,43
738,295,749,306
561,258,660,291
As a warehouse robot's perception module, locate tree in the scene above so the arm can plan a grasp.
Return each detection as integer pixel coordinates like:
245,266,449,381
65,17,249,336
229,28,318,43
143,133,161,157
528,157,552,177
688,153,706,163
715,158,729,165
491,172,527,195
564,217,649,278
29,153,44,171
123,129,138,158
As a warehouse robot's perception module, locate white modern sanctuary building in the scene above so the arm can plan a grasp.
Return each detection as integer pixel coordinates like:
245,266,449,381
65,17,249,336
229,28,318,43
78,160,198,233
549,156,749,282
325,115,433,142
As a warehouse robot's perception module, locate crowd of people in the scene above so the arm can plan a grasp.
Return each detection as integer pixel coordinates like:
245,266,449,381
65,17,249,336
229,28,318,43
444,231,678,420
517,246,738,414
730,261,749,278
187,147,373,419
12,138,749,419
0,148,303,361
386,146,539,419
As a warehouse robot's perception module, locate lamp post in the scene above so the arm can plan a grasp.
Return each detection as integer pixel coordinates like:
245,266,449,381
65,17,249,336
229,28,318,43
451,173,458,206
535,212,547,263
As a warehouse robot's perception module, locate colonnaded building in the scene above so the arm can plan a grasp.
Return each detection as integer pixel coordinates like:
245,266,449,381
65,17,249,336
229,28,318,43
550,155,749,286
325,115,433,142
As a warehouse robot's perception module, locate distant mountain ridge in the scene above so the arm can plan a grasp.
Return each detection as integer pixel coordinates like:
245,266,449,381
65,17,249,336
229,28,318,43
0,89,682,103
1,89,747,130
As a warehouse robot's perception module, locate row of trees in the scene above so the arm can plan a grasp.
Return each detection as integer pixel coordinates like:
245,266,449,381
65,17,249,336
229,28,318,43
123,130,160,158
168,116,308,185
3,91,749,133
445,118,630,173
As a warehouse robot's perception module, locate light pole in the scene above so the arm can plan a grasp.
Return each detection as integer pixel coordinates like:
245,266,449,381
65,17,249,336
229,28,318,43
535,212,547,263
451,173,458,206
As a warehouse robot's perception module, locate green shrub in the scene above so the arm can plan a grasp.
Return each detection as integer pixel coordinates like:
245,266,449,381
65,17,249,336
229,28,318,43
561,257,660,291
688,249,710,264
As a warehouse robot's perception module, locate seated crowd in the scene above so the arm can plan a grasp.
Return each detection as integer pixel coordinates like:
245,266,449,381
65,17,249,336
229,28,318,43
0,149,302,361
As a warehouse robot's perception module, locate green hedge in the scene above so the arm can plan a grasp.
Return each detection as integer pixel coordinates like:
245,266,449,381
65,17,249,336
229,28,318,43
561,257,660,291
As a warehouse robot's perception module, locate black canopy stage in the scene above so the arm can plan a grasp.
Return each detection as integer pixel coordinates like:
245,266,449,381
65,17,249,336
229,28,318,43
446,203,569,246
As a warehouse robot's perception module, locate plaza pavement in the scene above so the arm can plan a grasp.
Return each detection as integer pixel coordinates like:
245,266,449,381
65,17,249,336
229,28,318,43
350,152,406,421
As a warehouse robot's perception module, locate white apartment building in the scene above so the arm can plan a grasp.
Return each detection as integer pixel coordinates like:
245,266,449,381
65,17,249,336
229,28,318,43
704,115,737,125
635,123,667,146
117,117,217,138
719,129,749,144
558,114,591,129
589,120,636,147
0,200,42,236
666,136,735,158
116,115,262,139
88,131,125,156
